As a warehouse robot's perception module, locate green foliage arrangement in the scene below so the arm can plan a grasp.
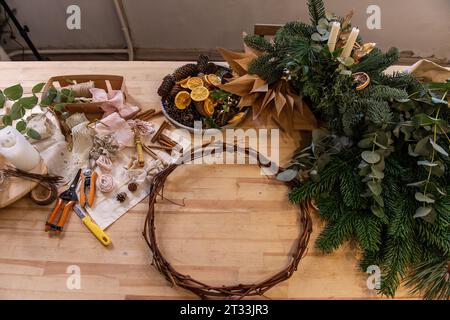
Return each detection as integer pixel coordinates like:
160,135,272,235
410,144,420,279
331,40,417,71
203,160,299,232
0,83,75,139
0,83,46,139
245,0,450,299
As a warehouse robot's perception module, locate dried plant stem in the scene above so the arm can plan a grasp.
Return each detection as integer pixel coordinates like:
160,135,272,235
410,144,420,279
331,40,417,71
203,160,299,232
143,142,313,299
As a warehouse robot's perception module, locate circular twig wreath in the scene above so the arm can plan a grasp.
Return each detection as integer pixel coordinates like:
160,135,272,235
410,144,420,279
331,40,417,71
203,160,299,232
143,143,313,299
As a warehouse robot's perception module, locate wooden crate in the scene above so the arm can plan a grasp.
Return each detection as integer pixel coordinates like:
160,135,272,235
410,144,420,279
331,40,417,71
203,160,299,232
42,74,140,122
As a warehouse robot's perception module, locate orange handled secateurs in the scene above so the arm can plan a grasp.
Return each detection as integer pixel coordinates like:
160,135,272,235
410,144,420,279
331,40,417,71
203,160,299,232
45,169,81,234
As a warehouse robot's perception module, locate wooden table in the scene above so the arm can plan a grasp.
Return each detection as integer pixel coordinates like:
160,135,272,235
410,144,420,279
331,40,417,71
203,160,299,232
0,62,415,299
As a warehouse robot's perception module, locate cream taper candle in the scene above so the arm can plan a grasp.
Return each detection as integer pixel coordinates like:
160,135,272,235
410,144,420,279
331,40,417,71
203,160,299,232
327,22,340,52
0,126,40,171
341,27,359,58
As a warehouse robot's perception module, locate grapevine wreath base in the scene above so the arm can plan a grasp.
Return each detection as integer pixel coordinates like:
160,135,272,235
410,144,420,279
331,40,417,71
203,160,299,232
143,143,313,299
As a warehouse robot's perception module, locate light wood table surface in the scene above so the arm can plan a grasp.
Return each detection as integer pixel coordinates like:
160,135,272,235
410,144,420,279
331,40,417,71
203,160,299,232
0,62,415,299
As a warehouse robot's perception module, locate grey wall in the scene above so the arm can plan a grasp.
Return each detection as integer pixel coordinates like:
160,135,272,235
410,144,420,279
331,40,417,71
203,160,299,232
4,0,450,60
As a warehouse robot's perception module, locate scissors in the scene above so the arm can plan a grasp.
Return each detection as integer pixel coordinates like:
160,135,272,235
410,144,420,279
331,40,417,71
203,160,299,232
45,169,81,234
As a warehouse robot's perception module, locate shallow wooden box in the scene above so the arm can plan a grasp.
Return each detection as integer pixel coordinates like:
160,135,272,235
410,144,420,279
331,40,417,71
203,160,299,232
42,74,140,122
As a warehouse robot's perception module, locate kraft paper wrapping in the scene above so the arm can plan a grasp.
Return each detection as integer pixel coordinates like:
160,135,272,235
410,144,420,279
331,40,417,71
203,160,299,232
407,59,450,83
217,47,317,131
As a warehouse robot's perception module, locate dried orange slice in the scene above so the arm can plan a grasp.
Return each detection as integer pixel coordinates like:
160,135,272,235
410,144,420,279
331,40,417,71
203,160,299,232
353,72,370,91
202,74,211,86
190,86,209,102
207,74,222,87
227,112,246,125
203,98,217,117
174,91,191,109
186,77,203,90
177,77,191,88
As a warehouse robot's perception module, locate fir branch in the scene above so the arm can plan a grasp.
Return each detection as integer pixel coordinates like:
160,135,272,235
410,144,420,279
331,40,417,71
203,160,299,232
406,257,450,300
289,157,350,203
339,168,363,209
308,0,326,25
352,47,400,76
248,54,284,84
354,214,383,252
244,34,274,53
316,213,356,253
316,194,344,221
275,21,316,44
366,100,393,126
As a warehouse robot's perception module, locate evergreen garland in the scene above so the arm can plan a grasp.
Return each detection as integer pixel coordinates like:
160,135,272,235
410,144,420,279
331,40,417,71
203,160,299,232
243,0,450,299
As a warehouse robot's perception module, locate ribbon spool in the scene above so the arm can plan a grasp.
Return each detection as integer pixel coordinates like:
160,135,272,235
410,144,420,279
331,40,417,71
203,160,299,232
30,184,58,206
97,174,114,193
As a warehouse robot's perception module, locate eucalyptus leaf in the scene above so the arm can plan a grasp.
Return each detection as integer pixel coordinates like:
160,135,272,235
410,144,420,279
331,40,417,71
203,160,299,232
54,103,66,112
429,138,448,157
0,91,5,108
417,160,438,167
408,144,419,157
361,151,381,164
431,160,445,177
371,205,385,219
373,140,387,150
407,180,426,187
2,115,12,126
26,128,41,140
277,169,299,182
311,33,323,42
318,18,329,28
10,101,25,120
415,192,435,204
422,208,437,223
367,181,382,196
370,167,384,179
373,194,384,207
357,138,372,149
412,113,434,127
4,84,23,100
317,26,328,35
19,95,38,109
15,120,26,133
431,97,449,106
414,136,431,156
32,82,45,94
413,207,432,218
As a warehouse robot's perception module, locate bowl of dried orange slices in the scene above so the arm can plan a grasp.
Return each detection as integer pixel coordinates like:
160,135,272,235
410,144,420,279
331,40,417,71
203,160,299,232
157,55,248,132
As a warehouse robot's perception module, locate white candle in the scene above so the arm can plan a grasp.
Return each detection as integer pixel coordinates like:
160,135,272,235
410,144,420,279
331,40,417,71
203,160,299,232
0,126,40,171
327,22,340,52
341,27,360,58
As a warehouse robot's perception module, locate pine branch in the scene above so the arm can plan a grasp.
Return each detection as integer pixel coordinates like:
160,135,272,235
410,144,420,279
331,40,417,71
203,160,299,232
352,47,400,76
316,213,356,253
375,72,426,94
275,21,316,44
244,34,274,53
354,215,383,252
406,257,450,300
308,0,326,25
360,85,409,102
248,54,283,84
366,99,393,126
339,168,364,209
316,194,344,221
289,157,349,203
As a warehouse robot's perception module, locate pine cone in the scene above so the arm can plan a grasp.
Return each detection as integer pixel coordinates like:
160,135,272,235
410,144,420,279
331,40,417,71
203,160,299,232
116,192,127,203
157,74,175,98
170,84,183,98
196,54,209,73
172,63,198,81
205,62,218,74
128,182,138,192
